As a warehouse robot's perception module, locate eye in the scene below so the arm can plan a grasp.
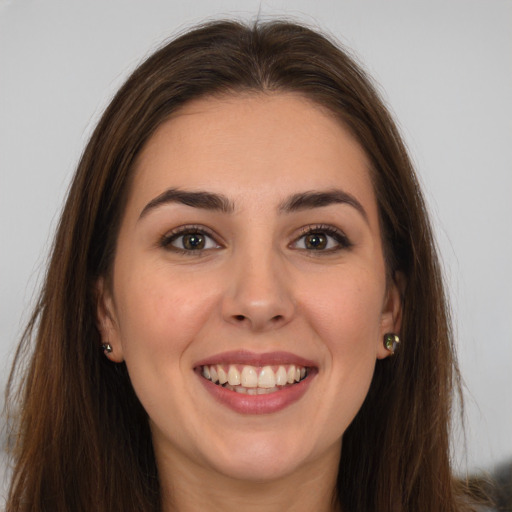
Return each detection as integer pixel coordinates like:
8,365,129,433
291,225,351,252
160,226,221,253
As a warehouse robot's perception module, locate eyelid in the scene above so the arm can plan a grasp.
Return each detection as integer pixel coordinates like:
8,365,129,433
159,224,223,254
290,224,352,252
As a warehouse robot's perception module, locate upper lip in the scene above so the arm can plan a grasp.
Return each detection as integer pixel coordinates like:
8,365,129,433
194,350,317,368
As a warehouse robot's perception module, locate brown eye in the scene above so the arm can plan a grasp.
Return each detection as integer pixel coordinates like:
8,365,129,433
304,233,327,250
161,227,220,253
181,233,205,250
291,225,352,252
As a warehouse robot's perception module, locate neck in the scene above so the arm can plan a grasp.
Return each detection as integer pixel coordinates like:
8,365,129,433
156,443,342,512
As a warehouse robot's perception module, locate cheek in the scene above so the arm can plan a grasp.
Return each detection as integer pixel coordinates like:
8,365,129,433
111,267,224,431
113,266,221,360
300,268,385,351
297,268,384,420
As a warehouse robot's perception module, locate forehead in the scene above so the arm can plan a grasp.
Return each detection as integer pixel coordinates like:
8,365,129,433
129,92,378,219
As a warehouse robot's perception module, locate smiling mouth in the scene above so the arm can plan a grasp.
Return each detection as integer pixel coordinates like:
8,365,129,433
200,364,309,395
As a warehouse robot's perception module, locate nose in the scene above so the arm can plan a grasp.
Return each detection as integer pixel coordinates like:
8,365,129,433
221,250,295,332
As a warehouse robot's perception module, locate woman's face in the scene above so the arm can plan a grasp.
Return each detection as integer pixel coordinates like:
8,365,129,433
98,93,401,482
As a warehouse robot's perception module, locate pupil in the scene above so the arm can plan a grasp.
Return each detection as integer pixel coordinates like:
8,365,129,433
306,233,326,249
183,233,204,250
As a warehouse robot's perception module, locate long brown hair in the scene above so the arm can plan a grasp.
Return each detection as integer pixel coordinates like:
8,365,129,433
5,20,475,511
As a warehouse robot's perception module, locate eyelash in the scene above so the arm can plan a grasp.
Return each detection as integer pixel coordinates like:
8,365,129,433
159,225,221,255
159,224,352,255
292,224,352,253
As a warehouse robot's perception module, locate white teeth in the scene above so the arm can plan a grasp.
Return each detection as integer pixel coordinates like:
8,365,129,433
202,363,309,391
275,366,287,386
217,366,228,385
287,365,296,384
227,365,241,386
241,366,258,388
258,366,276,388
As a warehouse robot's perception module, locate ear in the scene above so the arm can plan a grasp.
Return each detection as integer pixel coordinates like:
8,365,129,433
96,277,124,363
376,271,405,360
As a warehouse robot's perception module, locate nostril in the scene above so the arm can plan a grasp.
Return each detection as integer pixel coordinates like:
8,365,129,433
271,315,284,322
234,314,246,322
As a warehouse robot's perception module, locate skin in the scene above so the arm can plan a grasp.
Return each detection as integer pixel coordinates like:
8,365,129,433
97,92,402,512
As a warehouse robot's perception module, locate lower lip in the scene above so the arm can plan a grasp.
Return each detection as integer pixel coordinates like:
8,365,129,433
197,370,316,415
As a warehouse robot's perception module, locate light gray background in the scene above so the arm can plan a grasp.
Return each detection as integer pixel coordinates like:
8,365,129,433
1,0,511,498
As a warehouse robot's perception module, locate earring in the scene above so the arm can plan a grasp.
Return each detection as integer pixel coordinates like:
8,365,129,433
383,333,400,354
101,343,113,354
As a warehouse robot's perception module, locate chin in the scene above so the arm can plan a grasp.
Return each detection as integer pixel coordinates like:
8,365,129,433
203,432,318,483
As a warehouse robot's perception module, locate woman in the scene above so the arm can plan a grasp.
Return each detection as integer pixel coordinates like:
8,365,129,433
5,20,480,511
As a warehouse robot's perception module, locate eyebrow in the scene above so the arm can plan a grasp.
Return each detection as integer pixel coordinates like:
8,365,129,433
278,189,369,223
139,187,368,223
139,188,235,219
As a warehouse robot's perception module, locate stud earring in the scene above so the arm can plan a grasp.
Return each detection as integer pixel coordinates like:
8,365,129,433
101,343,113,354
383,333,400,354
